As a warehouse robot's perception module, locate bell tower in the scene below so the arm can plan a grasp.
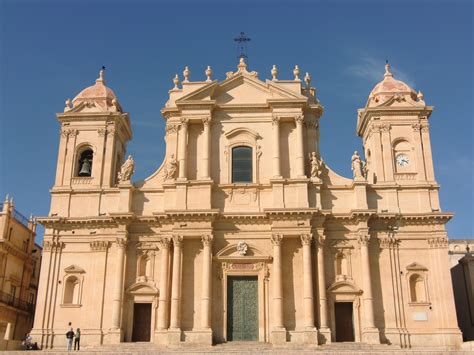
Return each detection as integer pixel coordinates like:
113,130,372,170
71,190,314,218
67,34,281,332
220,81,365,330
357,63,435,186
51,69,132,215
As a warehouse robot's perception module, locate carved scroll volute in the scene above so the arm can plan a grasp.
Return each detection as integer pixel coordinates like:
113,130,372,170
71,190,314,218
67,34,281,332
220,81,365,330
271,234,283,246
172,235,183,248
158,237,171,250
300,233,313,246
116,237,128,250
357,233,371,247
201,235,213,247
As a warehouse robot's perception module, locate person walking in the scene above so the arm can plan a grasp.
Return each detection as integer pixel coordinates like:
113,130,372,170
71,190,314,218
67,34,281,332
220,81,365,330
66,327,74,351
74,328,81,351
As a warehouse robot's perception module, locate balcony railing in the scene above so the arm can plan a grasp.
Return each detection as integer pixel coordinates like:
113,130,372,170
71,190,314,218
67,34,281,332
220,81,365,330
0,291,35,313
13,209,30,227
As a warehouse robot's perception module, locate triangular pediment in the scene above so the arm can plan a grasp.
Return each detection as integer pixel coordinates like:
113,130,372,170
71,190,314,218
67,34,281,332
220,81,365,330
176,72,306,106
64,265,85,274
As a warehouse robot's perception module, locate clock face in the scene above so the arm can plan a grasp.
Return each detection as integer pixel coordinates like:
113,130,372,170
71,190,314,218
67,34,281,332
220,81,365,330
396,154,409,167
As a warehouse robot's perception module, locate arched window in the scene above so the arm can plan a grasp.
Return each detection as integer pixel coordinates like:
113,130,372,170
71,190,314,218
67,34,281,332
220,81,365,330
64,276,80,304
76,148,93,177
409,274,426,303
232,146,252,183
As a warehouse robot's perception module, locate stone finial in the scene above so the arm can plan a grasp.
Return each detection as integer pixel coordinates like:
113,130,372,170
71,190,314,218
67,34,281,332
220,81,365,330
271,65,278,81
384,61,393,77
205,66,212,82
4,194,9,203
293,65,300,81
417,90,424,101
97,67,105,82
237,57,248,71
183,66,190,82
173,74,180,89
304,72,311,87
64,99,72,112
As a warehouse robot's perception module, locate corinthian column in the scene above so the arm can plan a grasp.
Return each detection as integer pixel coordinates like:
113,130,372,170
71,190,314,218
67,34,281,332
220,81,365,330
111,235,127,330
201,235,213,329
295,115,306,178
178,118,188,180
272,117,282,178
301,233,315,328
157,237,171,330
316,234,330,335
271,234,284,329
169,236,183,329
201,117,211,180
358,232,379,343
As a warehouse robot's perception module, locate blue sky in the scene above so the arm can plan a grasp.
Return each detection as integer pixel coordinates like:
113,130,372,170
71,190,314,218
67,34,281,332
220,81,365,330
0,0,472,240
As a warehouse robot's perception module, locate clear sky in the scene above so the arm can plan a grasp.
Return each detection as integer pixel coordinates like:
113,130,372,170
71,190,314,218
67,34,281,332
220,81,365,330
0,0,472,241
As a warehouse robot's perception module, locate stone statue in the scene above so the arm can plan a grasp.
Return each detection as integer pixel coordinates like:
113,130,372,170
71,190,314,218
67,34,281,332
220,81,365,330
164,154,177,180
309,152,322,179
351,151,366,180
117,155,135,183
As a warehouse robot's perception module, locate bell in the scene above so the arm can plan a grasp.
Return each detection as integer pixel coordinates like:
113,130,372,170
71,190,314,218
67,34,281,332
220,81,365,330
78,158,92,176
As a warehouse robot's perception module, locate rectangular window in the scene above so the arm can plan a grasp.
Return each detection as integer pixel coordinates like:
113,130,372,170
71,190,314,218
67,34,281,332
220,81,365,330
232,146,252,183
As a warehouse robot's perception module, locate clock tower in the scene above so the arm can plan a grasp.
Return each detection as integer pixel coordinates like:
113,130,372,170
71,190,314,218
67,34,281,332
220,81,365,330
356,63,439,212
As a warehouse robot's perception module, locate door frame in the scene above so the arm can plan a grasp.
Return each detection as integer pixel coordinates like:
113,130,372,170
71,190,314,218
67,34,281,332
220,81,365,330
125,282,159,342
220,261,270,342
132,302,153,342
334,301,355,342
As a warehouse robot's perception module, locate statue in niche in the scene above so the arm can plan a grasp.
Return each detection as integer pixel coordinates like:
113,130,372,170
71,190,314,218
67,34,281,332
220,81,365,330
309,152,322,179
351,151,366,180
164,153,177,180
117,155,135,183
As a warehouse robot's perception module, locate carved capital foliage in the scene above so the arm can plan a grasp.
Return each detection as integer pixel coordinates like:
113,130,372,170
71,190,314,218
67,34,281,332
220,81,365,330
202,116,211,127
271,234,283,246
165,124,178,135
158,237,171,250
300,233,313,246
412,123,421,132
295,115,304,124
97,128,107,137
180,117,189,126
60,128,78,139
380,124,390,133
379,237,400,249
43,241,64,252
90,240,109,251
357,234,371,246
316,234,326,248
116,237,128,249
201,234,213,246
421,123,430,132
172,235,183,248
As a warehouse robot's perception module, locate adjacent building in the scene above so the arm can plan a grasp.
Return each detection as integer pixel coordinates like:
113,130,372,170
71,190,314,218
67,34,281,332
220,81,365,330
32,59,461,349
0,197,41,350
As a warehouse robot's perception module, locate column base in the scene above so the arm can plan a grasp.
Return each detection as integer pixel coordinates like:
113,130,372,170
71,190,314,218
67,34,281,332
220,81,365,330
304,327,318,344
106,329,122,344
362,327,380,344
318,327,332,344
271,328,287,345
167,328,182,344
154,330,168,345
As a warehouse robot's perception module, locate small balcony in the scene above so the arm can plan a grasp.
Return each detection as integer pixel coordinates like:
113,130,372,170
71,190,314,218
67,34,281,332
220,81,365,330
0,291,35,313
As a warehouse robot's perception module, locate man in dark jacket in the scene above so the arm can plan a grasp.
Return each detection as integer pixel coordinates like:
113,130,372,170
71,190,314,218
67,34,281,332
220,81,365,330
66,327,74,351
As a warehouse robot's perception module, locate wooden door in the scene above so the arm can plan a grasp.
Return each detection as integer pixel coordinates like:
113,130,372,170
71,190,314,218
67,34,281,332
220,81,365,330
132,303,152,342
335,302,355,342
227,276,258,341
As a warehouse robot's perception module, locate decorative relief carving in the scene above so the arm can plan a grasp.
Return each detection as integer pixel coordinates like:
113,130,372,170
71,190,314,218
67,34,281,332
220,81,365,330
300,233,313,246
172,235,183,248
272,116,280,126
271,234,283,246
180,117,189,126
379,237,400,249
71,177,93,185
90,240,109,251
116,238,128,249
421,123,430,132
394,173,417,181
60,128,78,138
428,237,448,249
201,235,213,246
98,128,107,137
236,241,248,256
357,234,371,246
380,124,391,132
412,123,422,132
295,115,304,124
158,237,171,250
166,124,178,135
202,116,211,127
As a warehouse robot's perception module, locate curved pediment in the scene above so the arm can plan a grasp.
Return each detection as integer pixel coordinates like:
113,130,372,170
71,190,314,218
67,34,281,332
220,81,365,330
64,265,85,274
327,280,362,295
215,241,272,262
225,127,261,141
406,262,428,271
126,281,159,295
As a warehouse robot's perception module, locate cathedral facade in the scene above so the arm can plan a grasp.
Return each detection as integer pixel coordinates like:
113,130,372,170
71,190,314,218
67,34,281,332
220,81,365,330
32,59,461,349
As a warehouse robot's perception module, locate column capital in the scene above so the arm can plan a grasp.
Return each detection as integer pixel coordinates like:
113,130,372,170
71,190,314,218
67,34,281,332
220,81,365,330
201,234,213,246
295,114,304,125
412,123,422,132
357,233,371,246
173,235,184,247
421,123,430,132
300,233,313,246
272,116,280,126
271,234,283,246
202,116,212,126
158,237,172,249
90,240,109,252
180,117,189,126
116,237,128,249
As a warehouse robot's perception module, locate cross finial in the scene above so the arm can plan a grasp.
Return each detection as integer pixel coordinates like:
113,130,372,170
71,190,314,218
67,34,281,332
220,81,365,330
234,32,251,60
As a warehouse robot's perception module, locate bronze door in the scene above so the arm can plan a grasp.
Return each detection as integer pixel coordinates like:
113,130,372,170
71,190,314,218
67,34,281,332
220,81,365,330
227,276,258,341
132,303,152,342
335,302,355,342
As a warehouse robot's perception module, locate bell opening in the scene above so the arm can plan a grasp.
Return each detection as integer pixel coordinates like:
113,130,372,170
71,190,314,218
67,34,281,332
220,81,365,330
77,149,93,177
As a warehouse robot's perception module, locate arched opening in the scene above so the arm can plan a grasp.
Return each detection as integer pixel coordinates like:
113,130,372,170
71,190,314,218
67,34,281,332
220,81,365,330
336,253,347,276
232,146,252,183
137,255,150,279
76,148,93,177
393,140,412,172
64,276,80,304
409,273,426,302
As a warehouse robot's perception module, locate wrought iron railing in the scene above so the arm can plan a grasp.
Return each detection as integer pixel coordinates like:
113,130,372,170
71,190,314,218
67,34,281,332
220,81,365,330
0,290,35,313
13,209,30,227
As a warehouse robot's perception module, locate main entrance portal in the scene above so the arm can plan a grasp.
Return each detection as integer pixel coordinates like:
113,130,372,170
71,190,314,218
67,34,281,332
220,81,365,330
227,276,258,341
335,302,354,342
132,303,151,342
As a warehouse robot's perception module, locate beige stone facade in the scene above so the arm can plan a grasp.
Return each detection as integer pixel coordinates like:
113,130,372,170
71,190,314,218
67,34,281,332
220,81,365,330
32,59,461,349
0,197,41,350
